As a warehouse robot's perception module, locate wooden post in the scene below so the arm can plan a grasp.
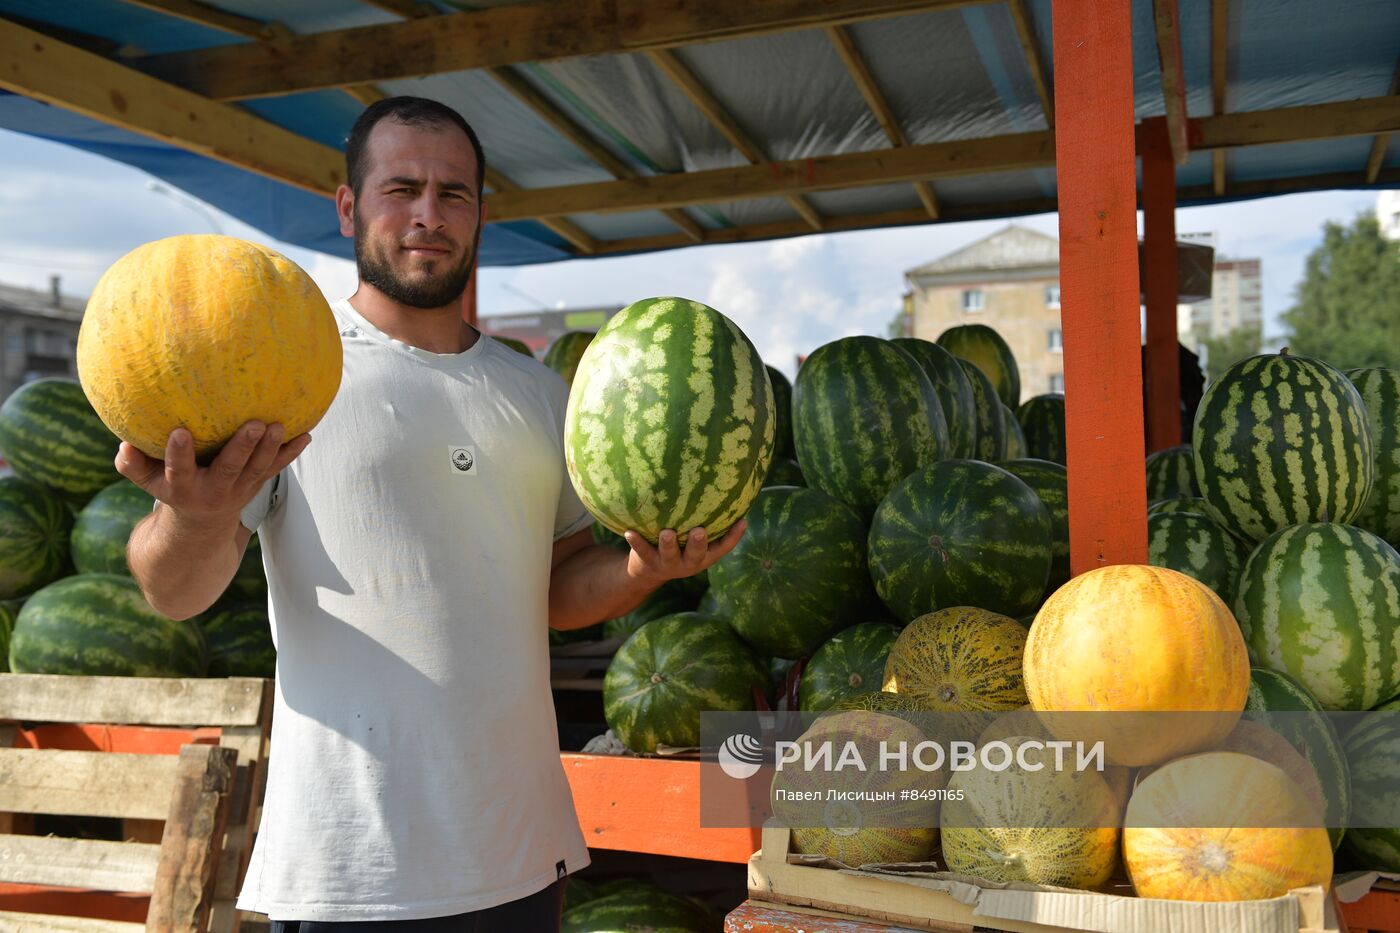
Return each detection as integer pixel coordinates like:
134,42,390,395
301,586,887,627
1052,0,1149,574
1142,117,1183,453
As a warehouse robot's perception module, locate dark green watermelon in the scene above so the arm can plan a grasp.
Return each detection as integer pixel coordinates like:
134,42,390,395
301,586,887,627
543,331,595,386
937,324,1021,409
602,613,768,752
592,522,630,552
890,338,978,460
491,335,535,357
1016,394,1066,465
0,476,73,599
1347,367,1400,548
561,889,710,933
0,599,18,673
996,459,1069,604
603,582,699,640
1342,704,1400,870
709,486,875,659
1148,496,1210,516
561,877,599,913
868,460,1051,621
199,603,275,678
1146,444,1200,503
799,622,900,712
1001,404,1026,459
696,589,722,618
0,378,121,503
10,574,207,677
958,359,1007,462
763,457,805,488
71,480,154,576
1147,512,1250,606
213,534,267,610
792,336,949,519
766,364,795,460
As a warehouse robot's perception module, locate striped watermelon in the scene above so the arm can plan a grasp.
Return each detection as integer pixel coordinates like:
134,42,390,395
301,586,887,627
561,889,711,933
71,480,154,576
1340,709,1400,871
1348,368,1400,547
1016,394,1067,464
0,378,120,503
883,607,1029,711
891,337,978,459
938,324,1021,408
10,574,207,677
763,457,804,488
561,877,598,914
1244,667,1350,850
868,460,1051,621
766,365,795,459
491,335,534,357
1149,497,1209,516
542,331,595,386
792,336,949,519
1002,404,1026,459
1234,523,1400,711
696,588,721,618
199,603,275,678
591,522,629,552
1147,512,1250,606
997,459,1070,603
958,359,1007,462
798,622,900,712
603,581,699,640
0,600,18,672
1193,352,1374,542
0,477,73,599
602,612,768,752
709,486,875,659
1146,444,1200,503
564,298,774,545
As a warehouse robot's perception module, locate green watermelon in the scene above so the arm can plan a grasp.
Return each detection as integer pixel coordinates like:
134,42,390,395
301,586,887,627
564,298,774,545
1243,667,1350,850
213,534,266,610
10,574,207,677
542,331,595,386
937,324,1021,409
1234,523,1400,711
1146,444,1200,503
561,877,599,914
561,889,710,933
592,522,629,552
1001,405,1026,459
996,459,1069,603
766,365,795,459
602,613,768,752
1193,352,1373,542
0,476,73,598
890,338,978,459
491,335,535,357
696,589,721,618
71,480,154,576
1341,706,1400,870
1148,496,1210,516
550,623,604,646
199,603,275,678
1015,394,1066,464
603,582,699,640
1147,512,1250,606
799,622,900,712
763,457,804,488
1347,368,1400,547
792,337,949,519
0,378,120,503
0,600,18,672
868,460,1051,621
958,359,1007,462
709,486,875,659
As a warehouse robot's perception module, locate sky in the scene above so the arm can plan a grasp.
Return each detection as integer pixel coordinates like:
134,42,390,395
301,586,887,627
0,127,1384,378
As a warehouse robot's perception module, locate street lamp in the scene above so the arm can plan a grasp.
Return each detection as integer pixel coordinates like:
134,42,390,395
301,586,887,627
146,180,226,235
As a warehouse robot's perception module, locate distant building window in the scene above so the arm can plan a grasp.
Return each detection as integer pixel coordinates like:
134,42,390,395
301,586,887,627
1045,284,1061,308
961,289,984,313
1048,328,1063,352
1049,374,1065,393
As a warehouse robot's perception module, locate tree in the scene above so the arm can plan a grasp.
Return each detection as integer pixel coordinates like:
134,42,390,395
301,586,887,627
1202,325,1263,382
1282,213,1400,369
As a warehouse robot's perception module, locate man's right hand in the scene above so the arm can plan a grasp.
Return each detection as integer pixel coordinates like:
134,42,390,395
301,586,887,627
116,421,311,525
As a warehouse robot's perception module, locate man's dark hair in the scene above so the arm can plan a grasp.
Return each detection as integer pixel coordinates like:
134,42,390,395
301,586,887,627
345,96,485,197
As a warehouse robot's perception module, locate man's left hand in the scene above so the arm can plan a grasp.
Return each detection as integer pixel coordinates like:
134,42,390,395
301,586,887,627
623,521,747,587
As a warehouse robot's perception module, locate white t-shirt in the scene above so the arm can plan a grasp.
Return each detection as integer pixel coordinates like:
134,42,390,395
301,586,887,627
234,299,592,922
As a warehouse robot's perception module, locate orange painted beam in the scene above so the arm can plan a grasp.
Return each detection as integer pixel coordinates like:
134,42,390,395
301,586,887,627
1142,117,1183,454
11,723,220,755
1052,0,1149,573
0,887,148,923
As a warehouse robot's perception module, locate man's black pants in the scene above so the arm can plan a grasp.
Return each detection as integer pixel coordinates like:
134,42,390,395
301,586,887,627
269,878,566,932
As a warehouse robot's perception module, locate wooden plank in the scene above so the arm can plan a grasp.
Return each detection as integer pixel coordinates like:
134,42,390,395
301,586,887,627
0,886,146,924
726,900,928,932
0,21,343,197
358,0,436,17
341,84,389,106
0,674,268,727
0,913,145,932
487,131,1054,221
1152,0,1190,165
1008,0,1054,129
118,0,279,38
1053,0,1149,574
1190,96,1400,150
484,167,595,254
1142,117,1182,453
0,749,177,820
1210,0,1228,193
135,0,984,101
0,835,159,892
645,48,823,230
13,724,220,755
1365,58,1400,184
148,745,238,933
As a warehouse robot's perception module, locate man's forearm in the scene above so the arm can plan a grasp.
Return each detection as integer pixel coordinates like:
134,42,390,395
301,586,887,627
547,544,660,631
128,507,244,621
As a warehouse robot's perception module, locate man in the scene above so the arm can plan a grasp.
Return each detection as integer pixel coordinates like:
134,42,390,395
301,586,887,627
121,97,743,930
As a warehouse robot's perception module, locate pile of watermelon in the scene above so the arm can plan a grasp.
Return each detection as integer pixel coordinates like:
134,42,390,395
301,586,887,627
0,377,273,679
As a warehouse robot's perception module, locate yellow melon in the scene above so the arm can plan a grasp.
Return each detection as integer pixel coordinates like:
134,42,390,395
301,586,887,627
78,235,342,462
883,607,1028,712
1023,565,1248,766
1123,752,1332,901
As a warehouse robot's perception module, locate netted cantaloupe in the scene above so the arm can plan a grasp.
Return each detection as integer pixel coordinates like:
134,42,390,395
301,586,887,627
78,235,343,462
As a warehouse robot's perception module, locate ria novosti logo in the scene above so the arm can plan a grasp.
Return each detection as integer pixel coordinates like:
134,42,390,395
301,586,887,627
718,732,765,779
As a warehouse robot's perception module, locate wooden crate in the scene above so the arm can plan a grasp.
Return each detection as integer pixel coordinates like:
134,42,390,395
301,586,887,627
1338,879,1400,933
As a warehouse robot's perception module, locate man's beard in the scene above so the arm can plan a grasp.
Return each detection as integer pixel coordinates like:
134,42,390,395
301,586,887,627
353,209,479,309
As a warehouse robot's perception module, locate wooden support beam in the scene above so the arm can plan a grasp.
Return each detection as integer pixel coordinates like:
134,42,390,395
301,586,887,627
1142,118,1182,453
823,26,938,219
645,49,823,229
1190,96,1400,150
484,167,596,255
0,18,344,197
1053,0,1148,572
118,0,283,39
1365,58,1400,184
1007,0,1055,129
1152,0,1190,165
357,0,436,17
135,0,981,101
340,84,389,106
487,66,704,242
1210,0,1228,194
